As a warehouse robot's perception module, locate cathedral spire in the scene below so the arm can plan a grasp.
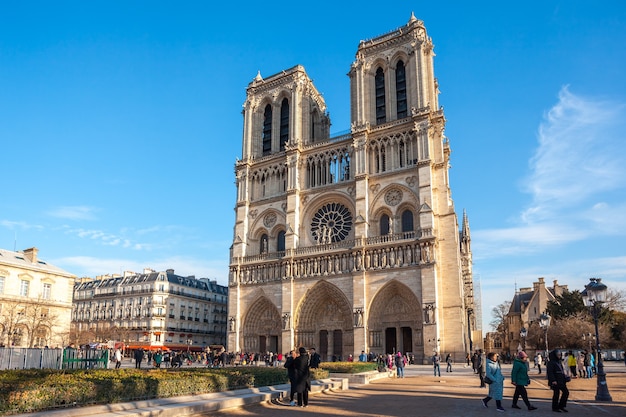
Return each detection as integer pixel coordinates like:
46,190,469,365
461,209,471,241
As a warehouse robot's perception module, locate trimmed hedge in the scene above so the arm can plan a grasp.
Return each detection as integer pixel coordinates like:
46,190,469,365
0,366,299,416
318,361,378,373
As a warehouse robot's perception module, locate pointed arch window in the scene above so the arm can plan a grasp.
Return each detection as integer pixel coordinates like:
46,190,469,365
260,234,269,254
396,60,407,119
380,214,390,235
279,98,289,151
375,67,386,124
401,209,414,232
262,104,272,155
277,230,286,252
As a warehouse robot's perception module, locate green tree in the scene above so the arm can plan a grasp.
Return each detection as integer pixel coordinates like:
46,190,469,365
546,290,585,320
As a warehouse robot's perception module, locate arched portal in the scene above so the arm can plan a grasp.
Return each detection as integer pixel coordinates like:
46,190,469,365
242,296,282,354
368,280,423,359
295,280,353,361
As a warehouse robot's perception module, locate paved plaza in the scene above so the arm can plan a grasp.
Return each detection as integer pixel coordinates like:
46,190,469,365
15,362,626,417
200,362,626,417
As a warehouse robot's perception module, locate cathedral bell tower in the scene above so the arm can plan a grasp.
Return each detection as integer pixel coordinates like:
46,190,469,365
228,14,474,362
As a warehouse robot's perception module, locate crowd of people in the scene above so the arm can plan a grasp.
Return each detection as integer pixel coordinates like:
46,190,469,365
109,344,619,412
469,347,585,412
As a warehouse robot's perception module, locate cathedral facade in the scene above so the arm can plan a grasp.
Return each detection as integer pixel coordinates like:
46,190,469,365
228,14,475,363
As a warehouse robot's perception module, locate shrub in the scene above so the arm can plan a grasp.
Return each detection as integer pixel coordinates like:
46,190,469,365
319,361,378,373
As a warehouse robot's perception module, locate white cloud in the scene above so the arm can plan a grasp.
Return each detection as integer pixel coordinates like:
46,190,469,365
0,220,44,230
47,206,98,221
56,255,228,284
521,86,626,223
475,87,626,256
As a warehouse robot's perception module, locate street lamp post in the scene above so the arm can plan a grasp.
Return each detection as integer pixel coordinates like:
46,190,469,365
520,327,527,351
539,312,551,359
582,278,612,402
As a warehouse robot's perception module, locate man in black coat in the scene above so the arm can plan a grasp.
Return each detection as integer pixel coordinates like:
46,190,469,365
309,347,321,368
284,349,298,405
547,349,570,412
134,348,144,369
292,347,311,407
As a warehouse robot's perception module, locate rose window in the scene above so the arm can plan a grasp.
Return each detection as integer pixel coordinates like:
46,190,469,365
311,203,353,244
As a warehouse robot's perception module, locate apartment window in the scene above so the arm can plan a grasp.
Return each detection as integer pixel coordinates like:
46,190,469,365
42,283,52,300
0,276,4,293
20,280,30,297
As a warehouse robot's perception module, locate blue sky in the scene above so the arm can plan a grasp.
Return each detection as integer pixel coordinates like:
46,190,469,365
1,2,625,330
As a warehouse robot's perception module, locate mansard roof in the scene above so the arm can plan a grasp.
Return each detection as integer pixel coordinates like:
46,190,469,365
74,269,227,294
0,247,75,277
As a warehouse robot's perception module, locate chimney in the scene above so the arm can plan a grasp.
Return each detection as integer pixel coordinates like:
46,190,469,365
23,247,38,263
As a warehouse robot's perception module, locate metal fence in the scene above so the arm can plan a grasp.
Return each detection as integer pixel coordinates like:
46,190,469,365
0,347,110,370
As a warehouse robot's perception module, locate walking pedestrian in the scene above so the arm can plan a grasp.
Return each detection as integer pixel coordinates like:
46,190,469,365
511,351,537,410
309,347,321,369
536,353,543,374
577,351,586,377
547,349,570,412
134,348,144,369
446,353,453,372
566,351,577,378
284,349,298,406
114,348,122,369
395,351,406,378
432,352,441,377
293,347,311,407
477,349,486,387
481,352,505,412
154,350,163,368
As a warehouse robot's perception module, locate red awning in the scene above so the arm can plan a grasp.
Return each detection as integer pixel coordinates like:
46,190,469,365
126,344,169,351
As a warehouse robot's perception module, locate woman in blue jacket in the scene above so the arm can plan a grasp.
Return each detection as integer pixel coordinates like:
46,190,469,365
481,352,505,412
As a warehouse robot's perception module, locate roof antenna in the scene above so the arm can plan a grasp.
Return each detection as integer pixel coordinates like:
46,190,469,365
14,231,17,251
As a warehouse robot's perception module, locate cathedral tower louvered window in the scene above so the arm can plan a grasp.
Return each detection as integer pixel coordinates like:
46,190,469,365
279,98,289,151
375,67,386,124
396,61,407,119
262,104,272,155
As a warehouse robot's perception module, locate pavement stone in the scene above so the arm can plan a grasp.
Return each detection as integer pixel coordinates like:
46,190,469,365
10,362,626,417
198,362,626,417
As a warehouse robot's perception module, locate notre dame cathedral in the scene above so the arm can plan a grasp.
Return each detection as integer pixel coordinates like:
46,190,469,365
228,14,475,363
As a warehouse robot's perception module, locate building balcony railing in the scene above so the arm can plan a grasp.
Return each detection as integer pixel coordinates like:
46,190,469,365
234,229,430,264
